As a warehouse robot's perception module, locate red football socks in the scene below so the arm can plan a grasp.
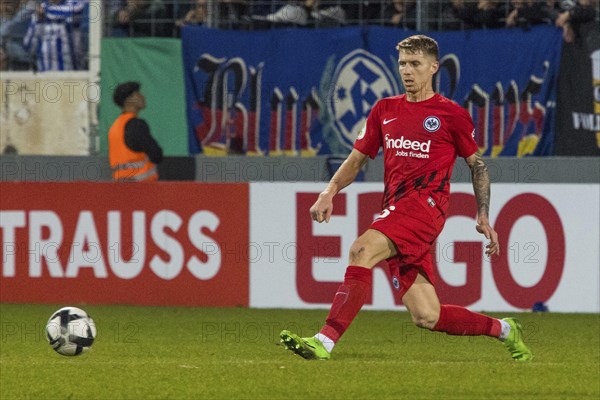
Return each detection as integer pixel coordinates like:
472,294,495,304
319,266,372,343
433,304,501,337
318,269,501,343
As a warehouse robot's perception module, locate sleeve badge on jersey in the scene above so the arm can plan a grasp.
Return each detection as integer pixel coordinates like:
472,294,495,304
357,120,367,140
423,116,441,133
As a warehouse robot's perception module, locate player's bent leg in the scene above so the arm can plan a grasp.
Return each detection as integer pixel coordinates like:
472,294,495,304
401,273,441,329
279,230,397,360
280,330,331,360
278,266,370,361
501,318,534,362
318,230,398,346
402,274,533,361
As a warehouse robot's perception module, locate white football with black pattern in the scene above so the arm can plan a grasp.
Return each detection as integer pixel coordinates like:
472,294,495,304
46,307,97,356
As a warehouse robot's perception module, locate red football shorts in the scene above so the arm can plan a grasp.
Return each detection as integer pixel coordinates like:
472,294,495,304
370,192,447,298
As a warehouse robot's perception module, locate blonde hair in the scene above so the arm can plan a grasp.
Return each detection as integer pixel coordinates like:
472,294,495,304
396,35,439,60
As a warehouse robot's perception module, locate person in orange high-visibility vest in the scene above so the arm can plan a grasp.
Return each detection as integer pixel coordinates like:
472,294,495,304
109,81,163,182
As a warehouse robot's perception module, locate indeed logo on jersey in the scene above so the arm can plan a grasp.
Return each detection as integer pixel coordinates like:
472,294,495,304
384,134,431,158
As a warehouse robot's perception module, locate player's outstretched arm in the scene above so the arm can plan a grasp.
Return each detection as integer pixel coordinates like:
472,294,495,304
464,152,500,256
310,149,369,223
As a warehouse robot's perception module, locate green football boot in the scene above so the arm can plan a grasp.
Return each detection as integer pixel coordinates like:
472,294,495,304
502,318,533,362
280,330,331,360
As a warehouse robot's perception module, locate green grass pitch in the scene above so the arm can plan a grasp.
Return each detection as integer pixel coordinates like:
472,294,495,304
1,304,599,399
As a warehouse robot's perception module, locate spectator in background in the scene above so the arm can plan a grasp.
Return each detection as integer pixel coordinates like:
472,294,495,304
23,0,87,71
218,0,248,29
250,0,347,28
176,0,207,28
555,0,596,43
344,1,387,25
175,0,249,30
113,0,172,37
543,0,562,21
0,1,19,68
0,1,13,25
306,0,347,27
1,0,36,70
384,0,418,30
107,0,123,15
250,1,309,28
449,0,506,29
506,0,554,29
475,0,508,28
0,44,7,71
109,82,163,182
245,0,277,17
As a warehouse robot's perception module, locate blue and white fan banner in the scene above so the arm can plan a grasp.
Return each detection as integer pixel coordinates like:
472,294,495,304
182,26,562,157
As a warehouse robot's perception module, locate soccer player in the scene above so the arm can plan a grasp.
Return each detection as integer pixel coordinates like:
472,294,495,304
280,35,533,362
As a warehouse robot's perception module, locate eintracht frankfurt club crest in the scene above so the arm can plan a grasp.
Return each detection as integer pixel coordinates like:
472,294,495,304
423,116,441,132
328,50,399,150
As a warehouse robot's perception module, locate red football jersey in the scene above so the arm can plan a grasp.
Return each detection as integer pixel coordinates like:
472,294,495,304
354,93,478,209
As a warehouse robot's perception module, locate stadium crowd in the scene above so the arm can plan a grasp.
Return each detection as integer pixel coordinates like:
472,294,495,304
108,0,597,33
0,0,597,71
